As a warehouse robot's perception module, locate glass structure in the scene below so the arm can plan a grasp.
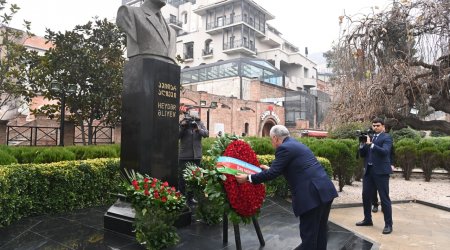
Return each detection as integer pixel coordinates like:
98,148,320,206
181,58,284,86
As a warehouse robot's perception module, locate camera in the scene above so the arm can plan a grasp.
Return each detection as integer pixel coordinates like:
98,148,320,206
180,116,199,129
356,128,375,143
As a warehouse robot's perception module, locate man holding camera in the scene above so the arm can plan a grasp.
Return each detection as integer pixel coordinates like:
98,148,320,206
356,117,393,234
178,110,209,204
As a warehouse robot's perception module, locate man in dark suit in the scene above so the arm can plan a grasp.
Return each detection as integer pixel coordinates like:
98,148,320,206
116,0,176,63
236,125,338,250
356,117,393,234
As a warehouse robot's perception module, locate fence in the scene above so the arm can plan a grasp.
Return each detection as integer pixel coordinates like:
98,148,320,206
6,125,115,146
7,125,59,146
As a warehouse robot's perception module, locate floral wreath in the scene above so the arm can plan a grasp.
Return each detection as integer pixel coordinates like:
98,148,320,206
184,134,266,224
221,140,266,217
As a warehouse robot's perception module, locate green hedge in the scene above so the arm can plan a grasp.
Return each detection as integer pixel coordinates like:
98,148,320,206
0,158,121,228
0,145,120,164
256,154,333,198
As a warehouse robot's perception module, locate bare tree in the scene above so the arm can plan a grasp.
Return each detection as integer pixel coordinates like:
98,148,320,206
325,0,450,133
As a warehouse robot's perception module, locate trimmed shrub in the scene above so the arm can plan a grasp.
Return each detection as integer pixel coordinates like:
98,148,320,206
256,155,333,198
0,150,17,165
417,147,442,182
417,139,437,151
7,147,41,164
442,151,450,178
311,140,355,191
328,122,369,139
395,138,417,148
246,136,274,155
317,157,333,178
392,127,421,142
0,158,121,228
80,146,118,159
395,145,417,180
33,148,76,164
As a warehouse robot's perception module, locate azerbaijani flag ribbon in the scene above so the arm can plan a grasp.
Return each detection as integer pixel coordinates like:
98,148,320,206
215,156,262,175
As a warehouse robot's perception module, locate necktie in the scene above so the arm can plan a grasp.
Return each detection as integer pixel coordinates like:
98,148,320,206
372,135,377,142
156,12,168,39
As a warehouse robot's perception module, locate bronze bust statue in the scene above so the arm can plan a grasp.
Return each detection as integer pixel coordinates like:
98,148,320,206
117,0,176,63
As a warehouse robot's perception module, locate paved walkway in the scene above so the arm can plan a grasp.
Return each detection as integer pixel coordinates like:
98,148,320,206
329,202,450,250
2,197,449,249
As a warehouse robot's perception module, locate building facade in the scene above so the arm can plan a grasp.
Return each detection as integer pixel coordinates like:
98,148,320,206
122,0,329,134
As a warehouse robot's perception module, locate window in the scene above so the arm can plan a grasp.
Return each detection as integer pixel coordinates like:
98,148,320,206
217,16,224,27
170,14,177,24
184,42,194,59
183,12,188,24
203,39,213,56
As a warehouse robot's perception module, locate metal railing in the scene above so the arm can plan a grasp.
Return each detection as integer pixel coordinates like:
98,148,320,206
7,125,59,146
223,39,256,52
74,126,114,145
5,125,114,146
166,18,183,27
202,48,213,56
206,14,265,33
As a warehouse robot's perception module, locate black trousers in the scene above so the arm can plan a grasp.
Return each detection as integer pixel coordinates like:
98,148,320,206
178,159,201,199
298,201,333,250
363,166,393,226
372,188,379,207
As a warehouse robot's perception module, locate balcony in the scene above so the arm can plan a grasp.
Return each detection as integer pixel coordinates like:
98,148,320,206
202,49,213,58
205,15,265,36
166,18,183,30
223,40,256,55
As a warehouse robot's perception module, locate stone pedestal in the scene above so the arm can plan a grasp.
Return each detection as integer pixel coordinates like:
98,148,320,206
120,57,180,186
105,57,191,234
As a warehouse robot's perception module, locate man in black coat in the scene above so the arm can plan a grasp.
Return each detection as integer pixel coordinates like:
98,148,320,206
236,125,338,250
178,110,208,203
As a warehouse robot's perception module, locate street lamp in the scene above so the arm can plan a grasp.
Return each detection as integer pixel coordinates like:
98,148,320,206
199,100,218,131
51,81,77,146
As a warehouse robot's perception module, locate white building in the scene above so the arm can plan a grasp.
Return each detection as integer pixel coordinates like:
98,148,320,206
123,0,318,94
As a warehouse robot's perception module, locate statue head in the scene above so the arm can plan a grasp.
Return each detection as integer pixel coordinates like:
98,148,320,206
146,0,167,8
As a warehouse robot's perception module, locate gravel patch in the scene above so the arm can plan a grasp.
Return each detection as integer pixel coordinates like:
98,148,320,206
332,176,450,208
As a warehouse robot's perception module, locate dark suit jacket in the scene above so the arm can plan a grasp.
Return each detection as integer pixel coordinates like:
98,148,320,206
251,137,338,216
359,132,393,175
117,5,176,62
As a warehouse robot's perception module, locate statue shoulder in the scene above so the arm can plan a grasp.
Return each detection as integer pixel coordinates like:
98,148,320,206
118,5,133,16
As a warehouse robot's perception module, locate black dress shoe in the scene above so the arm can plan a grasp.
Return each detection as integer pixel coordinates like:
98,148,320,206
372,206,378,213
383,225,393,234
356,220,373,226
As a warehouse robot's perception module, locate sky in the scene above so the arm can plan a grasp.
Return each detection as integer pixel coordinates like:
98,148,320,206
7,0,393,64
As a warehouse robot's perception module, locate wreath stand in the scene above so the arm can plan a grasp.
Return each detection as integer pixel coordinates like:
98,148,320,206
222,212,265,250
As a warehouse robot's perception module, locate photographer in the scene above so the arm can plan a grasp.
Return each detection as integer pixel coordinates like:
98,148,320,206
178,110,209,204
355,117,393,234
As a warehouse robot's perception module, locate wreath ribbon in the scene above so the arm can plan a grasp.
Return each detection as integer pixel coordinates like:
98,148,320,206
216,156,262,175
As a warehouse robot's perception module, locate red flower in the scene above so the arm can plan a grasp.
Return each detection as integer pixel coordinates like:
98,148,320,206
132,179,140,190
161,196,167,203
144,190,150,196
154,190,160,199
144,177,149,183
163,181,169,187
221,140,266,217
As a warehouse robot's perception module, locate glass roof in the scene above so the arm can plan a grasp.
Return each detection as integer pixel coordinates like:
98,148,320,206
181,58,284,86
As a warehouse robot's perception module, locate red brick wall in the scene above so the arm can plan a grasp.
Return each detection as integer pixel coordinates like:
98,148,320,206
181,89,285,137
